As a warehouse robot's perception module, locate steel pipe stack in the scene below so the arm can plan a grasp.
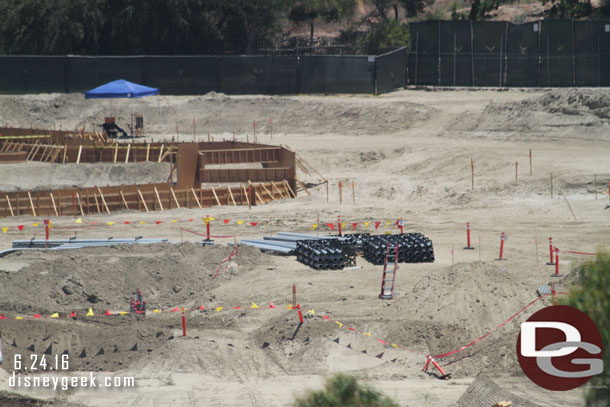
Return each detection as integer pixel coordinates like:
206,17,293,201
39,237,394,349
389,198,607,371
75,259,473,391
362,233,434,265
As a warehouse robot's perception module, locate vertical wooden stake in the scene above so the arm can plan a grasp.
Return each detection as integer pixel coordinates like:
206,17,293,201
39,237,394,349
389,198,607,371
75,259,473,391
76,145,83,164
125,144,131,163
158,145,164,163
339,181,343,204
50,192,58,217
137,188,149,213
27,191,37,216
170,187,181,208
146,143,150,162
154,186,164,211
471,157,474,191
5,195,14,217
96,187,111,214
113,144,118,163
292,284,296,308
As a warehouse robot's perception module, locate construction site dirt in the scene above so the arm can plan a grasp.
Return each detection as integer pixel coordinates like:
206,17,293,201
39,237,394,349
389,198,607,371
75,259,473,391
0,88,608,406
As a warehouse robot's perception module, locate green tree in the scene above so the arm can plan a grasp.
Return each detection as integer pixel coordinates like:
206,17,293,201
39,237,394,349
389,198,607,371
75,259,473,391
371,0,432,19
293,373,398,407
288,0,357,44
357,19,409,54
560,254,610,406
542,0,592,18
467,0,501,20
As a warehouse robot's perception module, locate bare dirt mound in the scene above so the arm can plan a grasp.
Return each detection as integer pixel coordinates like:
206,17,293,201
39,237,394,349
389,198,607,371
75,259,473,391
0,390,83,407
0,243,267,313
451,88,610,141
0,93,430,136
456,373,541,407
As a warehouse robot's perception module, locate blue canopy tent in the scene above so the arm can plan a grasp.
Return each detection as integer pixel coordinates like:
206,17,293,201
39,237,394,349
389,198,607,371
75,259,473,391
85,79,159,99
84,79,160,138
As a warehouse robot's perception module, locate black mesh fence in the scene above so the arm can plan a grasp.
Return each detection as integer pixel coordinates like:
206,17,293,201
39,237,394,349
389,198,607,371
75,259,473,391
472,22,506,86
506,22,540,87
1,20,610,96
0,56,66,93
409,21,440,85
144,56,218,94
375,47,407,93
298,56,374,93
220,55,298,94
438,21,473,86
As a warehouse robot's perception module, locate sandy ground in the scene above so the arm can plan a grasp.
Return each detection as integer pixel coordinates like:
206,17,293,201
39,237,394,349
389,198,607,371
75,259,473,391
0,88,609,406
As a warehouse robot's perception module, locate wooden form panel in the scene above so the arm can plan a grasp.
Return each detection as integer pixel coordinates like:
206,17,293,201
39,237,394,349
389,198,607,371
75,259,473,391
0,141,177,164
200,167,294,183
200,147,281,165
0,151,27,163
0,181,293,218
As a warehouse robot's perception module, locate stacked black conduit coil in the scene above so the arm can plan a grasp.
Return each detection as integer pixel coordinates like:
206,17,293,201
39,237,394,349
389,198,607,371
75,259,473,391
362,233,434,265
296,240,346,270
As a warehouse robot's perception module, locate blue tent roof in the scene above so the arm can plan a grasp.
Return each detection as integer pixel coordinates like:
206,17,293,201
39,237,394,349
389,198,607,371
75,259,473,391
85,79,159,99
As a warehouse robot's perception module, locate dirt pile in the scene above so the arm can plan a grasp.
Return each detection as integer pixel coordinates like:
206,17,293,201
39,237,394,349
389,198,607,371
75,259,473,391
0,243,267,314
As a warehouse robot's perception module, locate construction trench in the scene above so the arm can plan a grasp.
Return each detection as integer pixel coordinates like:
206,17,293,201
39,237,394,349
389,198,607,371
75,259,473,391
0,127,298,217
0,89,604,407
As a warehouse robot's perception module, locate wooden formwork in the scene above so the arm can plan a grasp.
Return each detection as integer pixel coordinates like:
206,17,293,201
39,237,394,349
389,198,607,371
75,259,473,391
0,180,293,218
0,126,107,144
0,141,177,164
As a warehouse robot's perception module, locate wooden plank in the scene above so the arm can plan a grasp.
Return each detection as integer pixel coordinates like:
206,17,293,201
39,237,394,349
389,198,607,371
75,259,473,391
295,177,311,196
255,191,265,205
5,195,14,217
96,187,111,214
75,192,85,216
76,145,83,164
62,145,67,163
271,181,286,199
49,192,58,216
242,184,250,208
211,187,221,206
191,188,202,209
157,145,164,163
153,186,164,211
113,144,118,163
227,187,236,206
159,145,173,162
137,188,150,212
260,183,275,200
119,190,129,209
27,191,37,216
125,144,131,163
170,187,181,208
26,142,38,160
93,192,101,214
145,143,150,162
283,180,296,198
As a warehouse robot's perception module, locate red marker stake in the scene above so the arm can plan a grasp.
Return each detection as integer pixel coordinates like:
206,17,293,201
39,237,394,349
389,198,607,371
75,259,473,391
464,222,474,250
547,237,555,265
206,215,211,241
551,248,563,277
182,312,187,336
297,304,304,324
496,232,506,260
